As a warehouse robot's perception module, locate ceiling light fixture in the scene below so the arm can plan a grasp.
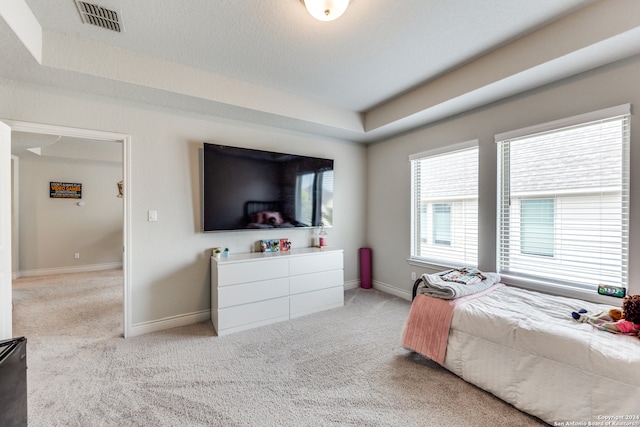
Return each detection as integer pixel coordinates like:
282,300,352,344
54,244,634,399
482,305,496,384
302,0,350,22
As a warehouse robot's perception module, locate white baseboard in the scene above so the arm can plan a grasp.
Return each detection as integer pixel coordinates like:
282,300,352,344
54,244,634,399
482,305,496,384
17,262,123,278
372,280,412,301
128,309,211,338
344,279,359,290
345,279,412,301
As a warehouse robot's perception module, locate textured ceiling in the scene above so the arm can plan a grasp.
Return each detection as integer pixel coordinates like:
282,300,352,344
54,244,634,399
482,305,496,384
22,0,590,111
3,0,640,143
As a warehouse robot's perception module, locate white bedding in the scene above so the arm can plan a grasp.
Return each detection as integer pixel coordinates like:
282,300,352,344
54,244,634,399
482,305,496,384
442,286,640,424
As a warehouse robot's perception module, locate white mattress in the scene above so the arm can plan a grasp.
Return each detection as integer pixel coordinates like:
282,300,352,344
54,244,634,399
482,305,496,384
442,285,640,424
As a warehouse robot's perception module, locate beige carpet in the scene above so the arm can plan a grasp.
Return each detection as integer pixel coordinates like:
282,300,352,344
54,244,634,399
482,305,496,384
12,270,545,426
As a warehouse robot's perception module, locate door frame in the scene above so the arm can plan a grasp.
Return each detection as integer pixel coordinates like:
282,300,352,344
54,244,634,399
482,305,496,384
3,120,132,338
11,154,19,279
0,121,11,339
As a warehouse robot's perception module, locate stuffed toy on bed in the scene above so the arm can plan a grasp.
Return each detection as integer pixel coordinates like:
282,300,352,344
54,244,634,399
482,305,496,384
572,295,640,337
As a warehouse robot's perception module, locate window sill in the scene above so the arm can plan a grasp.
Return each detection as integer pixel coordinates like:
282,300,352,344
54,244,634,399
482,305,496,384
501,275,625,306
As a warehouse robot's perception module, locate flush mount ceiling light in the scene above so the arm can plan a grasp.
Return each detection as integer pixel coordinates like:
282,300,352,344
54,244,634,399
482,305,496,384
302,0,350,22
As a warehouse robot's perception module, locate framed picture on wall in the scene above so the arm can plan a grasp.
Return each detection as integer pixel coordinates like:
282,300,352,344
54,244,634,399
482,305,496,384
50,182,82,199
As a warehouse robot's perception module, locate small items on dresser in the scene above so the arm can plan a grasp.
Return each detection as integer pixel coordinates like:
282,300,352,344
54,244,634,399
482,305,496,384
212,247,229,258
318,223,328,247
280,239,291,252
259,238,291,252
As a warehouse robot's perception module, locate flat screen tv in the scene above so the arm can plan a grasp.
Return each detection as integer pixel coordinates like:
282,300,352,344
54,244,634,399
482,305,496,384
203,143,334,232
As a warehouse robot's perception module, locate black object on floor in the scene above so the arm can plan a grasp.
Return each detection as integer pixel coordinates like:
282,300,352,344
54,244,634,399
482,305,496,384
0,336,27,427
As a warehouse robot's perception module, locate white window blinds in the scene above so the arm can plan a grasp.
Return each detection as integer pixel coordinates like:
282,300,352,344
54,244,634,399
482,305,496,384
410,143,478,267
496,105,630,292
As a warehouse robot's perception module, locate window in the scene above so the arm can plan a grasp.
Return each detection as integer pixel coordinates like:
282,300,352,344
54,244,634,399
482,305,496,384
433,203,451,245
410,142,478,266
520,198,554,257
497,104,630,293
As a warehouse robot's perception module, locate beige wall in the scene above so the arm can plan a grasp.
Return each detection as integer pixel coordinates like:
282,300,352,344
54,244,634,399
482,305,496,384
0,79,367,328
17,153,123,274
368,55,640,299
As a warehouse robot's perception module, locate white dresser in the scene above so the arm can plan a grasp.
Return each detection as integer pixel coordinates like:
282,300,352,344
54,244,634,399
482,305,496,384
211,248,344,336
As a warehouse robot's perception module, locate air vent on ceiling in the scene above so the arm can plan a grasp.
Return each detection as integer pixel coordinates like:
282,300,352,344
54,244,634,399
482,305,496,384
75,1,123,32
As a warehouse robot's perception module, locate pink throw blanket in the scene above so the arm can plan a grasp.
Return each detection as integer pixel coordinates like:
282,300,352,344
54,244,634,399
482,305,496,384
402,283,503,364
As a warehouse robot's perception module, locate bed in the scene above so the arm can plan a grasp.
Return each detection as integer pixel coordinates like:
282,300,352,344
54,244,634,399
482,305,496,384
402,281,640,424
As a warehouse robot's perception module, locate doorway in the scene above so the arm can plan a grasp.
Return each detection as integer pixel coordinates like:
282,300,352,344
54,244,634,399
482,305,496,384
2,120,131,338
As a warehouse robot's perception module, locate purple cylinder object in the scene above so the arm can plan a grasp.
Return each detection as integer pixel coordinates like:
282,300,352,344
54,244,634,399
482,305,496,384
359,247,372,289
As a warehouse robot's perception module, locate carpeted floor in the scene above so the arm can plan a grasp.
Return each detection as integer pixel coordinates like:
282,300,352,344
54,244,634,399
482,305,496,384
12,270,546,426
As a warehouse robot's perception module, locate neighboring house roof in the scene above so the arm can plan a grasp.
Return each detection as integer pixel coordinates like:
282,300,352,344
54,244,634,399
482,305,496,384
414,148,478,200
508,119,624,195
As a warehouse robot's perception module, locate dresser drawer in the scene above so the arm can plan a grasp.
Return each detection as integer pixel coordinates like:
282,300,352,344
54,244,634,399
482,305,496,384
289,252,343,276
217,258,289,286
217,296,290,335
290,286,344,319
218,278,289,308
289,269,343,295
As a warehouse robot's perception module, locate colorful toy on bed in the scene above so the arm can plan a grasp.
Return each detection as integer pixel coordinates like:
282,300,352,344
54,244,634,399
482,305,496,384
571,295,640,336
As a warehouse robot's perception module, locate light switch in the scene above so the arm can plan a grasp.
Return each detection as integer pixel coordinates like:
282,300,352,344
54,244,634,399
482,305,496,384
148,210,158,222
